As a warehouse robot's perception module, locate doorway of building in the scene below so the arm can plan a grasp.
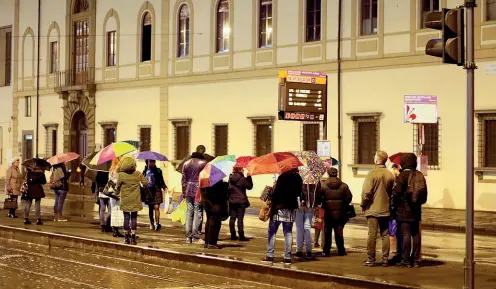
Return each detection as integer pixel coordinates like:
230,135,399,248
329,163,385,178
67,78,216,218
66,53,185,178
70,110,88,180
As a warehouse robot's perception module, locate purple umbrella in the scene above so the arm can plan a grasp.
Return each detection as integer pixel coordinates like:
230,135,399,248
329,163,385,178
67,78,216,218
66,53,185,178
135,151,168,161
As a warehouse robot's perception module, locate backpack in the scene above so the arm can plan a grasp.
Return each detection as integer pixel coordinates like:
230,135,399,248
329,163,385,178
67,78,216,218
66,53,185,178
407,171,428,204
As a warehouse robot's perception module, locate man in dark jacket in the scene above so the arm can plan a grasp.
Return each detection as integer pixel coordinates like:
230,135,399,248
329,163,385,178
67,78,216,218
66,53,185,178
262,168,303,265
228,167,253,241
392,153,426,268
181,148,208,244
318,167,353,257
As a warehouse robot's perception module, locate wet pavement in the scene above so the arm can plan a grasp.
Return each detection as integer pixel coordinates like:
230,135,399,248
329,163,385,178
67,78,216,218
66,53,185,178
0,242,285,289
1,198,496,288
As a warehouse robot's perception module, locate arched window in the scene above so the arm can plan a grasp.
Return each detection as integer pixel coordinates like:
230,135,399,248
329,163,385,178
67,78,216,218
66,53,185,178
74,0,90,14
216,0,230,53
141,12,152,62
177,4,190,57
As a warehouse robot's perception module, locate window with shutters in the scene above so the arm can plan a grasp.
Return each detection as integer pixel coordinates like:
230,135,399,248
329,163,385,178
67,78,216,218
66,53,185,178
213,125,228,156
139,126,151,152
259,0,273,47
177,4,190,57
141,12,152,62
107,31,116,66
420,0,440,28
104,128,116,146
249,117,274,157
360,0,378,35
216,0,230,53
476,112,496,168
302,123,320,152
175,126,190,160
25,96,32,117
349,113,381,165
3,28,13,86
50,41,58,73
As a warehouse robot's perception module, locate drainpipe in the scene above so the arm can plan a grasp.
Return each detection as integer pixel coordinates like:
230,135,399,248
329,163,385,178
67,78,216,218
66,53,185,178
35,0,41,158
337,0,342,179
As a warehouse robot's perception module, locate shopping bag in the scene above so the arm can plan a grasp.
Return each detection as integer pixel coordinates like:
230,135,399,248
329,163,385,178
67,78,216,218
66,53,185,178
4,198,18,209
311,208,324,230
170,200,187,226
163,191,174,214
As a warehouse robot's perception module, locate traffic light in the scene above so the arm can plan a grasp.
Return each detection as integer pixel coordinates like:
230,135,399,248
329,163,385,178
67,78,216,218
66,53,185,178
424,8,465,66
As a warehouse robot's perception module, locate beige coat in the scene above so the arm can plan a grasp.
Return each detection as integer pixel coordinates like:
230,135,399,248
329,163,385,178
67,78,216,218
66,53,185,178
5,166,22,196
360,165,395,218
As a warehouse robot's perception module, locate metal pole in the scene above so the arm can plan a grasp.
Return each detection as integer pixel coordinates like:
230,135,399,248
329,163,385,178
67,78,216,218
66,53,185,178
463,1,476,289
35,0,41,158
323,75,328,140
337,0,342,179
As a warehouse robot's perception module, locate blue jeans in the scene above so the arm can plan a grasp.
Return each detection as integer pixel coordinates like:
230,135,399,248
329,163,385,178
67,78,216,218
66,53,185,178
99,198,111,226
267,220,293,259
185,196,203,240
295,208,313,253
54,190,68,214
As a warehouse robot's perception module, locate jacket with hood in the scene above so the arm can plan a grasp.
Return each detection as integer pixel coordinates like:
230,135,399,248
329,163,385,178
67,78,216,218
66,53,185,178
25,170,47,200
272,170,303,211
228,172,253,206
392,153,424,222
361,165,395,218
318,177,353,222
181,153,207,198
116,156,149,212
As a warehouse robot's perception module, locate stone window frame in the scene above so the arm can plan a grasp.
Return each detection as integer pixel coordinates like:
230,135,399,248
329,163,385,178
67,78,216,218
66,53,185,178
137,125,151,152
248,116,275,157
347,112,381,177
43,123,59,158
212,123,229,156
170,118,191,162
300,121,323,152
413,118,441,170
99,121,118,147
475,110,496,183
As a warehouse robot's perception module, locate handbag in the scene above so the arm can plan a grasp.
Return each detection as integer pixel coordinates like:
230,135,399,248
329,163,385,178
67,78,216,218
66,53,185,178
20,181,28,200
259,200,272,222
140,183,153,202
3,197,18,209
311,207,324,230
102,180,119,199
49,170,63,190
345,204,356,219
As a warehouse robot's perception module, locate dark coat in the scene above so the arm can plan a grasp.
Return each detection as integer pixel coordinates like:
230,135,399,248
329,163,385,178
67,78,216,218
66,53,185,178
202,181,229,214
26,171,47,200
272,170,303,211
228,172,253,207
392,153,422,222
52,164,70,191
181,153,207,198
318,177,353,223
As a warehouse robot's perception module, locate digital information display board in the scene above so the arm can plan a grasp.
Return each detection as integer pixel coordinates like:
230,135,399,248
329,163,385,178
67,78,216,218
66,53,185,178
278,70,327,122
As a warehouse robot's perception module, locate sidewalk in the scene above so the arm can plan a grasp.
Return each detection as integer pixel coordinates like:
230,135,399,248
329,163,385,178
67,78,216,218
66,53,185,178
0,198,495,289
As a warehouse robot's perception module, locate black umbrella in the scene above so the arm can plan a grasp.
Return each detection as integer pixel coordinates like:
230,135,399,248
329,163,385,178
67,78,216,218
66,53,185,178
22,158,51,171
175,153,215,174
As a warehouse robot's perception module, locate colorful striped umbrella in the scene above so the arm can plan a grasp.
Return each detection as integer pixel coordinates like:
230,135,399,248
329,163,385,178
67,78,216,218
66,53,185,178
89,142,137,165
199,155,236,188
295,151,326,184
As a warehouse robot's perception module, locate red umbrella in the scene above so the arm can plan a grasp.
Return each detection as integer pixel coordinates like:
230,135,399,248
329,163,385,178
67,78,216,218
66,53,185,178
389,152,405,165
247,152,303,176
47,152,80,165
234,156,255,168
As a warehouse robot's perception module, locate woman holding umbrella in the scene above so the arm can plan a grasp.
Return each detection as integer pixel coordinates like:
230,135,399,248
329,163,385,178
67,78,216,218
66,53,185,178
22,158,50,225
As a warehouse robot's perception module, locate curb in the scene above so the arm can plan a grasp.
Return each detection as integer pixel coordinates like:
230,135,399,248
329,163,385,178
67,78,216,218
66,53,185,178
0,224,416,289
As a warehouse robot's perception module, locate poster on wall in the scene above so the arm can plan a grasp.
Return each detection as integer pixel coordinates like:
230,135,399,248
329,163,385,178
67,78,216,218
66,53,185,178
404,95,438,124
317,140,331,158
417,155,428,176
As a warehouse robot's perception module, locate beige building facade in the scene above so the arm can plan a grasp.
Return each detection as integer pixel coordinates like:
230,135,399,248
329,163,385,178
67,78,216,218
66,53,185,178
0,0,495,210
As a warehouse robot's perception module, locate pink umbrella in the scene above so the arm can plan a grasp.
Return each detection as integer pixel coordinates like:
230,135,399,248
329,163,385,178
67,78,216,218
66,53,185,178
47,152,80,165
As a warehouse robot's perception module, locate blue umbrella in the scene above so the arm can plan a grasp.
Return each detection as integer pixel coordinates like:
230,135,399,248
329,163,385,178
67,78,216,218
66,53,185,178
135,151,168,161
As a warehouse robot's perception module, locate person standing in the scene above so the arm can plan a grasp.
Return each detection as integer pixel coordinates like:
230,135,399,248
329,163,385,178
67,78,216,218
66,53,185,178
96,170,111,232
50,163,70,222
392,153,427,268
318,167,353,257
262,169,303,265
295,181,320,260
23,167,47,225
202,180,229,249
228,167,253,241
5,157,22,218
181,146,207,244
109,158,125,238
361,150,395,267
116,156,149,245
143,160,167,231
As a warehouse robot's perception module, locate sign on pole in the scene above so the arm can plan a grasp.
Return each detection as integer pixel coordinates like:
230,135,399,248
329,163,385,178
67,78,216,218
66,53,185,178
317,140,331,158
404,95,438,124
278,70,327,122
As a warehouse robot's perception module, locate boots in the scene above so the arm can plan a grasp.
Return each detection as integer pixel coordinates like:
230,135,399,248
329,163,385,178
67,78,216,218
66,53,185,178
238,232,249,242
113,227,124,238
124,232,131,244
130,234,137,245
36,218,43,225
24,218,31,225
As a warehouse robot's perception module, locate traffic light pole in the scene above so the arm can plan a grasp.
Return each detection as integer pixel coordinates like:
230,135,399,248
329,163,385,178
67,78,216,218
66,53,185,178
463,1,476,289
